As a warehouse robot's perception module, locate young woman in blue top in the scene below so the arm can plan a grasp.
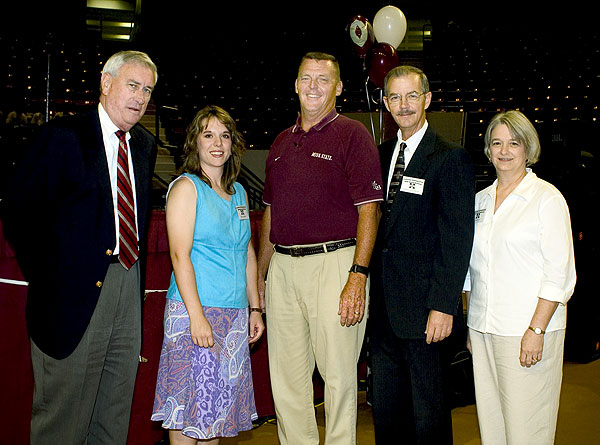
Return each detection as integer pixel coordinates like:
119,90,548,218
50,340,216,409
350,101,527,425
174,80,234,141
152,105,264,444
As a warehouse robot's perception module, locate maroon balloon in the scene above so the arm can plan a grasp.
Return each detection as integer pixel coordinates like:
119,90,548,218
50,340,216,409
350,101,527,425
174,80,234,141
367,42,399,88
347,14,375,57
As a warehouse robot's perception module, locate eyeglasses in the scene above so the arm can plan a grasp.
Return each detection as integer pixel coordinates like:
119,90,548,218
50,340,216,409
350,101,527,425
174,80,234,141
386,91,426,105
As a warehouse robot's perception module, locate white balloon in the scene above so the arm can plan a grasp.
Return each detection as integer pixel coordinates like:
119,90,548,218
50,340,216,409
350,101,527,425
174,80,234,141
373,5,407,48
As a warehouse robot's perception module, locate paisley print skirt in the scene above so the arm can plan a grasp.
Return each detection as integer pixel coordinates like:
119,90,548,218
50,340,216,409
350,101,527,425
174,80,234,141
151,300,257,439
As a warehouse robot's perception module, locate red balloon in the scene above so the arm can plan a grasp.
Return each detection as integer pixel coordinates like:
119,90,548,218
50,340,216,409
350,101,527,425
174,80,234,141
347,15,375,57
366,42,399,88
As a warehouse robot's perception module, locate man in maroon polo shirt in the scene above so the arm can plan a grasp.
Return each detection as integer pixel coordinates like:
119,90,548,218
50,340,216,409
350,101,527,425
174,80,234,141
257,52,383,445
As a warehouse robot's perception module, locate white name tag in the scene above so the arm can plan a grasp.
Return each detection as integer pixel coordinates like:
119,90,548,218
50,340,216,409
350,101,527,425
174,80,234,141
400,176,425,195
236,205,249,220
475,209,486,222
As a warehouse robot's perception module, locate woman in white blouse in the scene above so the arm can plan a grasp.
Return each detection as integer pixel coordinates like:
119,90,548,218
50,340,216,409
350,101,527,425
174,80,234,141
466,110,576,444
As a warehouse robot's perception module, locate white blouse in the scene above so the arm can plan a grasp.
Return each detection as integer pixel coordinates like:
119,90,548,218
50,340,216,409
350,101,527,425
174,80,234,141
467,170,576,336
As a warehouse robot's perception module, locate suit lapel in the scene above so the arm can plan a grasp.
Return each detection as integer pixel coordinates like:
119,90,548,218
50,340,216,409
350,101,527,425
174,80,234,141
379,137,397,183
86,110,116,226
129,124,152,240
404,128,436,179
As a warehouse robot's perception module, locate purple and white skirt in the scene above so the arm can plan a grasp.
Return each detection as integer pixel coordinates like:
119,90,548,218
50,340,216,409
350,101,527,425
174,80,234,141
151,300,257,439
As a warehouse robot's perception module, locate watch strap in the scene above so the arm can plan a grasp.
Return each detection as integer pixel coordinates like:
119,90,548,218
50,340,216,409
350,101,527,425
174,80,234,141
528,326,545,335
349,264,369,276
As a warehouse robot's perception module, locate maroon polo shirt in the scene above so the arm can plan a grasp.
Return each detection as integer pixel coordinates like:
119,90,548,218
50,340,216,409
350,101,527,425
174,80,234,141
263,110,383,246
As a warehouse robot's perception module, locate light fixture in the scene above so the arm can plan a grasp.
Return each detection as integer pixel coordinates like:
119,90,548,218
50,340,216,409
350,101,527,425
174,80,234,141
86,0,139,41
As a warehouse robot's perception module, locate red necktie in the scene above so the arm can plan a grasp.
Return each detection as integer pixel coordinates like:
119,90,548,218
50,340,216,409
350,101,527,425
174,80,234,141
115,130,138,269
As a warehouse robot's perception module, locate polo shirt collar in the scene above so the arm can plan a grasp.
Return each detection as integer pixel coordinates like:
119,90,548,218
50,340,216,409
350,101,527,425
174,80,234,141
292,109,339,133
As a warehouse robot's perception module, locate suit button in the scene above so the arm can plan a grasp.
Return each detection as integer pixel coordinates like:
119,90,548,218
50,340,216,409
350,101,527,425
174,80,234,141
96,281,103,288
382,248,389,253
106,249,113,256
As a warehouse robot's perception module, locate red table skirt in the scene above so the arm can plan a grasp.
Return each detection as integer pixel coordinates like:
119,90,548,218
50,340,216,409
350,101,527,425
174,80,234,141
0,210,278,445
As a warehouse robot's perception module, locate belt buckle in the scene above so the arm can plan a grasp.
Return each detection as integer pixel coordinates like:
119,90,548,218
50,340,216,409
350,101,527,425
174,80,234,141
289,247,304,257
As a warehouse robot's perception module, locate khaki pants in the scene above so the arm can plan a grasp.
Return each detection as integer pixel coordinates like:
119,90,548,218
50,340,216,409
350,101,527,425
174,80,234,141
266,245,368,445
470,328,565,445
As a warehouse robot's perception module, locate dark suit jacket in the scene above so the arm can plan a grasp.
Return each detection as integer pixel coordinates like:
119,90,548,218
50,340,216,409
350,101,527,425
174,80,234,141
370,126,474,339
0,109,157,359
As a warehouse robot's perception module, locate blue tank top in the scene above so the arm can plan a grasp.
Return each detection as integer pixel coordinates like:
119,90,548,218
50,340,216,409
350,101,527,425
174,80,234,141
166,173,251,308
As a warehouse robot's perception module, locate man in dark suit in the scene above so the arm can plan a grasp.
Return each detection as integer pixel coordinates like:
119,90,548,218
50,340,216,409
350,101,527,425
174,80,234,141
369,65,474,444
0,50,158,444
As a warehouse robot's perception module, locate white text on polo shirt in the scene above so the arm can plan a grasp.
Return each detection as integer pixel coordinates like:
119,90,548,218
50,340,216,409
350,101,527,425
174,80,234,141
311,152,332,161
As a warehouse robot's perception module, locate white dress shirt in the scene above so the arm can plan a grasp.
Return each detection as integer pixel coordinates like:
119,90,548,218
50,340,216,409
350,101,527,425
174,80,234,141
98,103,139,253
385,121,428,199
467,170,576,335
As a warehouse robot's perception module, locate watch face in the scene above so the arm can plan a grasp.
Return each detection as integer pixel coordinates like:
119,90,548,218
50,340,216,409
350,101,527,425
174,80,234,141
534,328,542,334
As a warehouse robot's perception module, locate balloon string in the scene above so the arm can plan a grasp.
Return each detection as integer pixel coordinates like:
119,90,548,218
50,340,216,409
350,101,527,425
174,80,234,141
365,77,377,142
365,79,385,144
379,89,383,145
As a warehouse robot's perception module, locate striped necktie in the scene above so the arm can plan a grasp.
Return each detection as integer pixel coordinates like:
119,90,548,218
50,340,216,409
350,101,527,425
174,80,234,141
115,130,138,269
386,142,407,208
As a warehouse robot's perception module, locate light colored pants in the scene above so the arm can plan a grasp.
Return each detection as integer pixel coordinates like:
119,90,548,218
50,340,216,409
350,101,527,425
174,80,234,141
30,263,141,445
469,328,565,445
266,245,368,445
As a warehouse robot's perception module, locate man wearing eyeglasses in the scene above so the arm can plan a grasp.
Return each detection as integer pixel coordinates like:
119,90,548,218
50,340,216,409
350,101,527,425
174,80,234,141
369,65,475,444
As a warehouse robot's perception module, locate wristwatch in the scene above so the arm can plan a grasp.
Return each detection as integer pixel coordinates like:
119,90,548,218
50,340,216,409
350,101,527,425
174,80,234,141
528,326,545,335
349,264,369,276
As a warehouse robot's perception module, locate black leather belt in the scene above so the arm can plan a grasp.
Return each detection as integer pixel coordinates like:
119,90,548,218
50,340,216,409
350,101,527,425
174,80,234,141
274,238,356,257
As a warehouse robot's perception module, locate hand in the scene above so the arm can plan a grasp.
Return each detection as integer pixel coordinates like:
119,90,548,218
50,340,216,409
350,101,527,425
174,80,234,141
190,313,214,348
248,311,265,344
520,329,544,367
257,279,266,312
338,273,366,327
425,310,453,344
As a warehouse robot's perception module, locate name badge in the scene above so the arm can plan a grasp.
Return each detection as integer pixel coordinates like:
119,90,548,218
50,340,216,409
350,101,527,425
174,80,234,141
475,209,486,222
400,176,425,195
236,205,249,220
